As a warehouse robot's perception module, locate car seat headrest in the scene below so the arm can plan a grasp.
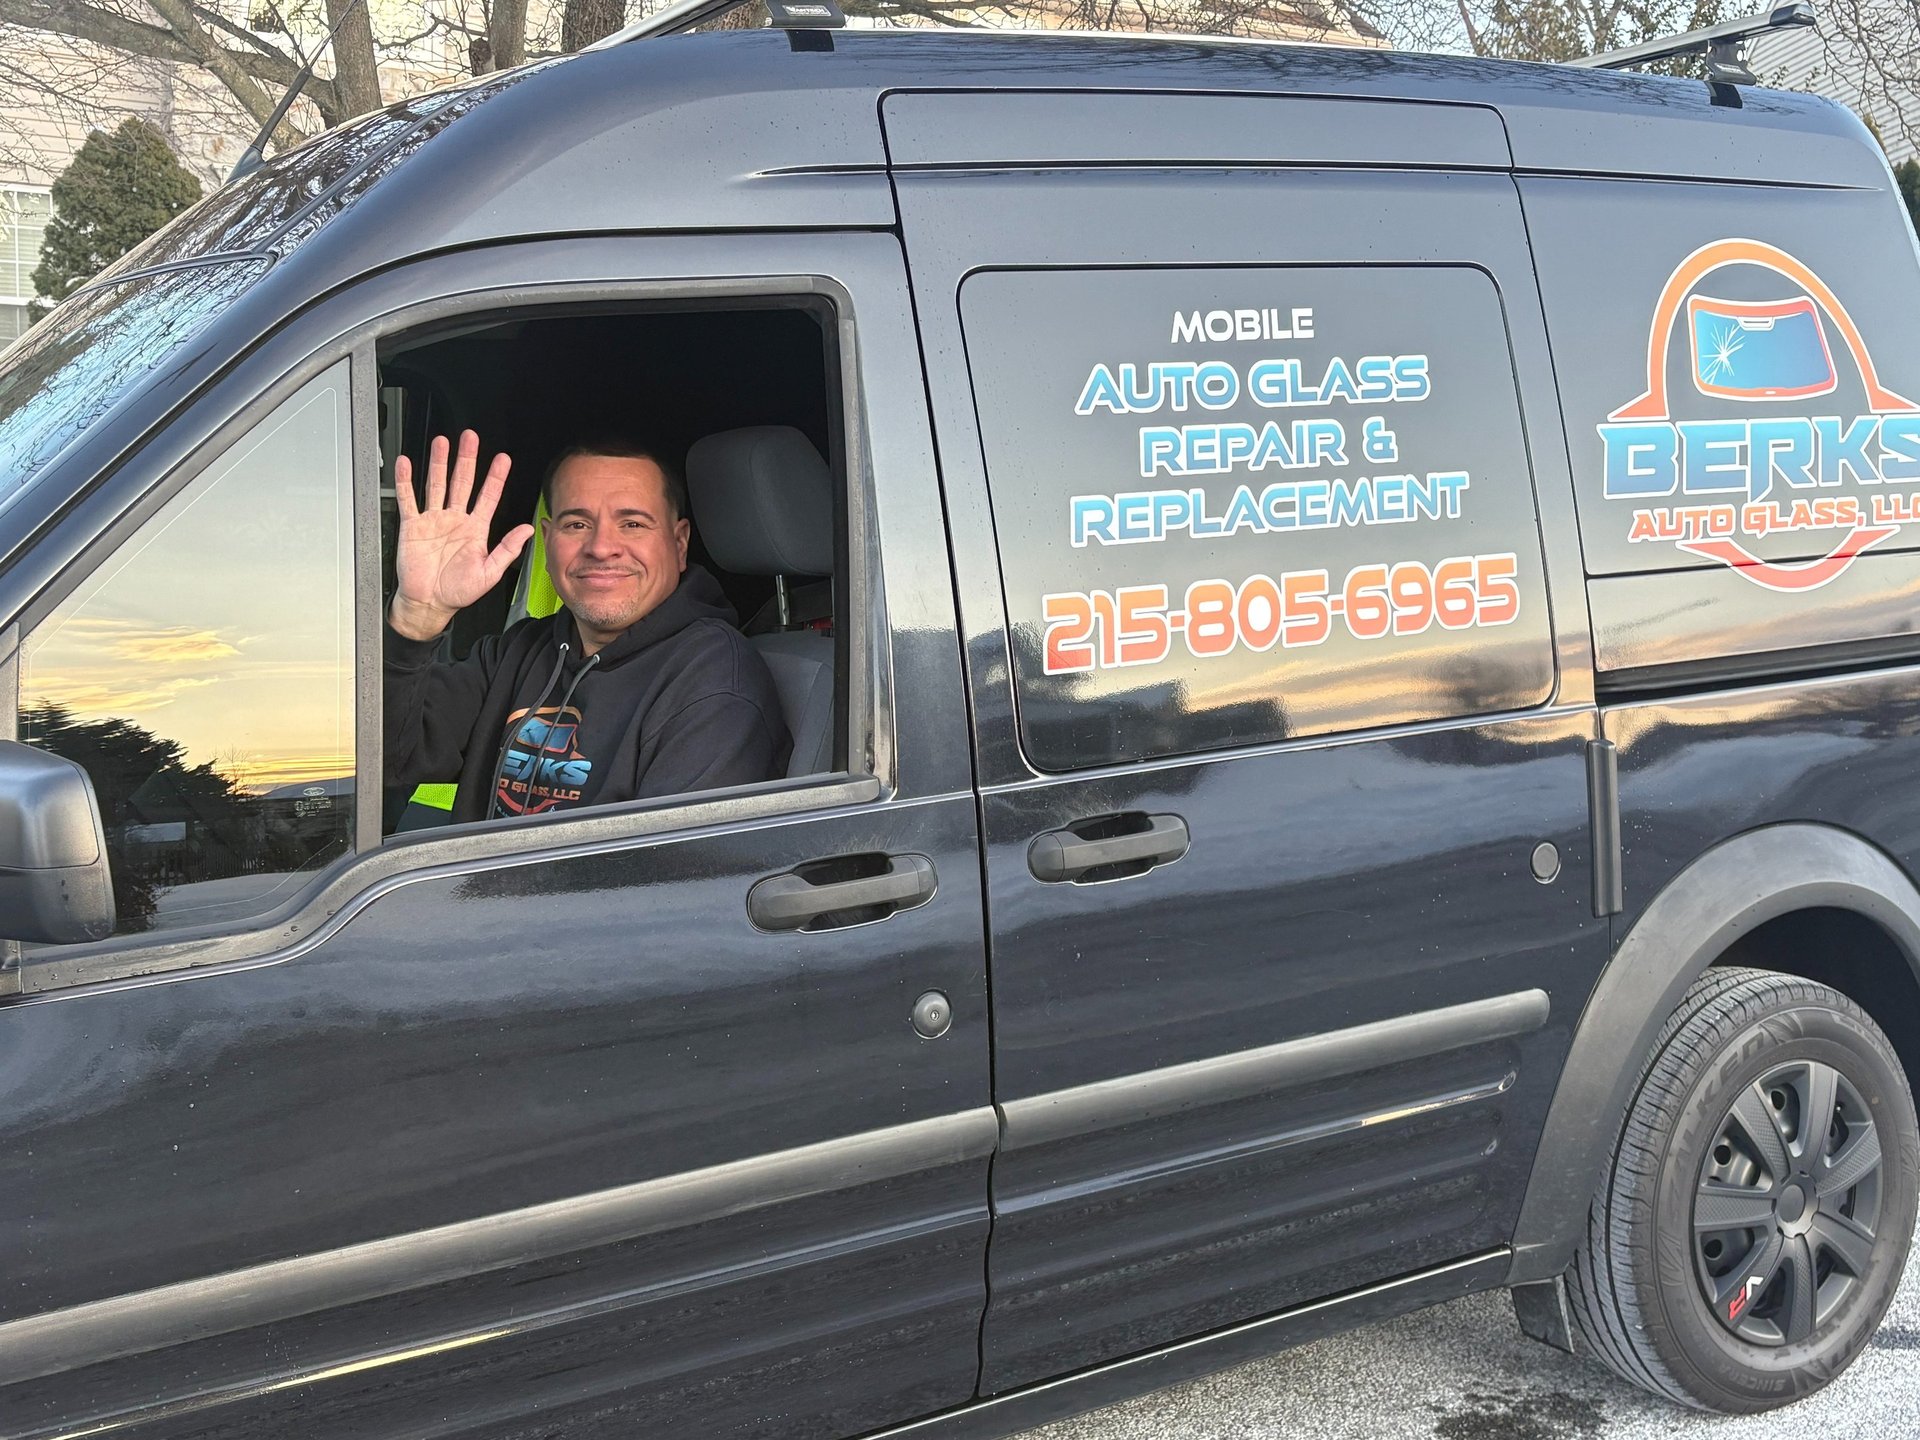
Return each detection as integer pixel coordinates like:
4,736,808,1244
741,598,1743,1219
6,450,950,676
686,426,834,577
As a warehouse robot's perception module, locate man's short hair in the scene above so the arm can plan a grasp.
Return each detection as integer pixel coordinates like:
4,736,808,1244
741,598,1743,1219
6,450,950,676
541,435,689,522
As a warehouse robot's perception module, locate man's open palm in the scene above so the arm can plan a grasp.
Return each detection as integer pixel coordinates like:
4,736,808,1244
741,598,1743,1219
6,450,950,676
390,431,535,641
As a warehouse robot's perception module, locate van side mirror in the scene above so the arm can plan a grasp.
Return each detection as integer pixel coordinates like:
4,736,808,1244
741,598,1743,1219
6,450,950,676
0,739,115,943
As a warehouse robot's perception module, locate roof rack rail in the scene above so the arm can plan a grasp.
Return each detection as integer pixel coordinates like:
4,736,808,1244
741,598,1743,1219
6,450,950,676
591,0,843,46
600,0,741,39
1567,1,1815,85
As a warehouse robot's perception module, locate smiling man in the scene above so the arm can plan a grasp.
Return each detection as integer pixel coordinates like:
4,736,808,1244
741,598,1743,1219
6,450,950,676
385,430,790,823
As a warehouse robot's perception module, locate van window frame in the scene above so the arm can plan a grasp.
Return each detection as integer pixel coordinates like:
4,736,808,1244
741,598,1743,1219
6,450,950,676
3,273,891,996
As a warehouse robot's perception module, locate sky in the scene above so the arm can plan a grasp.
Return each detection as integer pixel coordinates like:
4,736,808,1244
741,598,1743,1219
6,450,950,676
19,372,355,793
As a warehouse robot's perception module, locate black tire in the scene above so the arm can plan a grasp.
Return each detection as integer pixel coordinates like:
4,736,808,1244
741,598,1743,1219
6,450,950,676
1567,965,1920,1412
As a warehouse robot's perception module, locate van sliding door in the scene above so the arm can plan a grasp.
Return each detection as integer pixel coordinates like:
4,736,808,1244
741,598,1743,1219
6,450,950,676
886,91,1609,1391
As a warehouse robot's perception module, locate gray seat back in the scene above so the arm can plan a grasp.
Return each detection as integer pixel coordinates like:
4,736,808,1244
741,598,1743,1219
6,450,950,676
685,427,836,778
753,632,836,778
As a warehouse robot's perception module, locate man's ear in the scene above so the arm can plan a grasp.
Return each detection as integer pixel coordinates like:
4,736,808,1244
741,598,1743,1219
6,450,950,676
674,516,691,570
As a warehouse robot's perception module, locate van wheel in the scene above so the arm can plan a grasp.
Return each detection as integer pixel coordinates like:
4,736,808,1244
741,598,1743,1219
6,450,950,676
1567,966,1919,1412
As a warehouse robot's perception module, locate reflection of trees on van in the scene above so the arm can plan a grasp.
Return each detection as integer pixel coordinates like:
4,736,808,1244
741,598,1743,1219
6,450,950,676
1008,625,1288,770
1008,617,1565,768
20,703,349,935
0,262,267,513
1435,642,1551,721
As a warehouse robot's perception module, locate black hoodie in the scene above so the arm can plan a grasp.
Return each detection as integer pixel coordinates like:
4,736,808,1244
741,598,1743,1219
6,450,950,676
385,565,790,824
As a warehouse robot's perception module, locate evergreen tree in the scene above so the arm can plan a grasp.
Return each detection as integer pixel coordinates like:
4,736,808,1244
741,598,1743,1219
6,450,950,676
1897,159,1920,241
30,118,201,306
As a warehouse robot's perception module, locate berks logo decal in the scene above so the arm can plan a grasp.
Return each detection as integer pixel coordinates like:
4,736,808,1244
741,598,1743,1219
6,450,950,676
1598,238,1920,592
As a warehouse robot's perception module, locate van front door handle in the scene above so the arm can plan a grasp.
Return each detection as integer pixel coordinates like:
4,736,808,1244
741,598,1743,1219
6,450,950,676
748,854,936,931
1028,814,1190,883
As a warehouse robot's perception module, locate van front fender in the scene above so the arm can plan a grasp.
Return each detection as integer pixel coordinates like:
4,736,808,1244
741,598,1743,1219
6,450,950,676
1507,822,1920,1284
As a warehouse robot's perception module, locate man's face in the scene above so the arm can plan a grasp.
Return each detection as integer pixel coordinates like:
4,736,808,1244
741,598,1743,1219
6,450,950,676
542,454,690,653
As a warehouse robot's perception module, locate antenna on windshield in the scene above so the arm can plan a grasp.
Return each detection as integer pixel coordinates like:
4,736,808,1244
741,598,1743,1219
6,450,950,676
228,0,371,184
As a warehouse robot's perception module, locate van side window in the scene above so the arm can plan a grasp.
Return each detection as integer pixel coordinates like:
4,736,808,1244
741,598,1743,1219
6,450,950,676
18,361,356,937
961,266,1557,770
376,301,844,834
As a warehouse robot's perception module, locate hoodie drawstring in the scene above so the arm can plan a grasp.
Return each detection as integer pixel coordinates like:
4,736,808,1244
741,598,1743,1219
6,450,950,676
552,651,601,726
485,641,572,821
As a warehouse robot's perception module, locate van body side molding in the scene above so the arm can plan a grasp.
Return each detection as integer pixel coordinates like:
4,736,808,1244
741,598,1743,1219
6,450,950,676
1506,823,1920,1284
0,1107,999,1389
999,990,1551,1152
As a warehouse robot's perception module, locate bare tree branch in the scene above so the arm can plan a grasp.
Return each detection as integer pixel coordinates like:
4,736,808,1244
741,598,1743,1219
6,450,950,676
191,2,293,61
0,0,186,60
145,0,307,147
0,0,338,111
1454,0,1486,52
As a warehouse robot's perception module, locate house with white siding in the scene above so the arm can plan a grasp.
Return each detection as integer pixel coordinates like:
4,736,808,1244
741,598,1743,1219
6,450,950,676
1751,22,1916,165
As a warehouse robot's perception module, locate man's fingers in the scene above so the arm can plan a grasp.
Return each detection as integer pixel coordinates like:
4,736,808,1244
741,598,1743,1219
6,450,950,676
483,524,536,586
394,454,418,517
448,429,481,512
424,433,450,510
472,451,514,521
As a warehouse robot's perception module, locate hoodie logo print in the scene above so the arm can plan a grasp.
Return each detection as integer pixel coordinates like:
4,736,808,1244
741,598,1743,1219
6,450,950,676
496,705,593,815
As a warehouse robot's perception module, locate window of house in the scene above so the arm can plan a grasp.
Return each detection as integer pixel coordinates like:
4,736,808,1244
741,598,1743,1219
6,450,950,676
18,361,355,937
962,265,1557,771
0,186,52,346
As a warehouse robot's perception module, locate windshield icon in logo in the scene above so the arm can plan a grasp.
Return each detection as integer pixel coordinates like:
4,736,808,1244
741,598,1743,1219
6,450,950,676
1688,294,1837,401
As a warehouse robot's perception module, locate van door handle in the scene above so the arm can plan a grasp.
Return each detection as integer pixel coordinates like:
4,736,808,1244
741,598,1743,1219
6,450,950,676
1028,814,1189,883
748,854,936,931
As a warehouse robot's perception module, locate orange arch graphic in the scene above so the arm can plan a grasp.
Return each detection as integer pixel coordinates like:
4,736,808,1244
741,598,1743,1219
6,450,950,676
1608,238,1917,421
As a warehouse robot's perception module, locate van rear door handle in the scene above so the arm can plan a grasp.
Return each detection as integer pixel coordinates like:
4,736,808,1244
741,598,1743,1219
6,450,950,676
1028,814,1189,883
748,854,936,931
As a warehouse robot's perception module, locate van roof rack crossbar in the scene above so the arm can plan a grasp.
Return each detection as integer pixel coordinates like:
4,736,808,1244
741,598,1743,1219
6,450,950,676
1567,1,1815,84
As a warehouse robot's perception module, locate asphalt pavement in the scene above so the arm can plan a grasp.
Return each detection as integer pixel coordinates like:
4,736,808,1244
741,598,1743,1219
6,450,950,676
1023,1226,1920,1440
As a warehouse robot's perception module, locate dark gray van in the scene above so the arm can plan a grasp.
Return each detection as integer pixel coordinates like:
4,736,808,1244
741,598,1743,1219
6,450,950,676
1,10,1918,1436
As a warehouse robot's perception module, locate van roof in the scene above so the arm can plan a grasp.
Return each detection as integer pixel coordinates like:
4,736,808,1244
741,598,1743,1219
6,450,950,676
101,26,1885,295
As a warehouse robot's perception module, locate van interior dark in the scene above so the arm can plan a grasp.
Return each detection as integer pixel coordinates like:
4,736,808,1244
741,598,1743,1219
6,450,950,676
376,300,847,834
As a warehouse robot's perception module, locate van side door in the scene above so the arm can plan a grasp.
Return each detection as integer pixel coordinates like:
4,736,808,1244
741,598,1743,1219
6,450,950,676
887,91,1608,1390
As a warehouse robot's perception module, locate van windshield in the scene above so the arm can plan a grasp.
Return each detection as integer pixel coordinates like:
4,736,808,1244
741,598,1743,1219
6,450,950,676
0,259,267,515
